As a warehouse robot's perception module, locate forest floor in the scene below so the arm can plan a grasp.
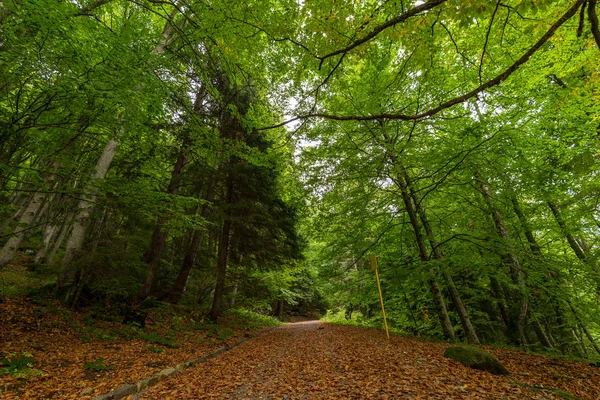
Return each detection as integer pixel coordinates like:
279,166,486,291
0,295,279,399
135,321,600,400
1,293,600,399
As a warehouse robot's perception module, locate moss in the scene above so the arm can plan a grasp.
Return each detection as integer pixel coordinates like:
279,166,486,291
444,345,510,375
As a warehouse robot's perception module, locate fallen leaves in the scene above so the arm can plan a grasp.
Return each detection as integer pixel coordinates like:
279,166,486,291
137,322,599,400
2,297,599,399
0,297,270,399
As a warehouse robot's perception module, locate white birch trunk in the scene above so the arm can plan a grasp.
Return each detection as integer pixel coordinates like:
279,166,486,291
33,224,59,264
58,138,118,287
0,190,48,268
46,211,74,264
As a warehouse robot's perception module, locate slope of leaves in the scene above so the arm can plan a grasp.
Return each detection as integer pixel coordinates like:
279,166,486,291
0,293,278,399
138,321,599,399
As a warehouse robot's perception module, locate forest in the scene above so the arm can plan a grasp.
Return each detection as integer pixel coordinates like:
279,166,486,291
1,0,600,397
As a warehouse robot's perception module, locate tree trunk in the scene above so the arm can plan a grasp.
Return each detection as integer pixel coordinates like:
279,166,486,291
533,317,553,348
568,302,600,356
272,299,284,318
513,195,586,351
395,172,455,340
489,276,511,329
139,140,190,301
162,177,216,304
547,201,588,261
405,169,479,344
34,223,59,264
0,194,30,235
479,181,528,346
58,138,118,289
228,281,238,308
0,162,57,268
45,211,74,264
209,173,234,322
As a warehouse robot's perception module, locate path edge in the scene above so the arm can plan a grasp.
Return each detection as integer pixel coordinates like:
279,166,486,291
91,327,276,400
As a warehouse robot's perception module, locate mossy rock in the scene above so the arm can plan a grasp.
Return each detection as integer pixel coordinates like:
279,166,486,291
444,345,510,375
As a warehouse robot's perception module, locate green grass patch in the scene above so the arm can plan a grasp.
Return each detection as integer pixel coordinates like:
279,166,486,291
225,309,282,330
0,264,56,298
137,330,180,348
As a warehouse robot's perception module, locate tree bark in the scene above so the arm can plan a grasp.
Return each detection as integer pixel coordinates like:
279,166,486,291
403,169,479,344
58,138,118,288
45,211,75,265
394,172,455,340
568,302,600,356
479,181,528,346
547,201,587,262
0,194,30,235
0,162,57,268
139,140,190,301
162,177,216,304
533,317,553,348
209,172,234,322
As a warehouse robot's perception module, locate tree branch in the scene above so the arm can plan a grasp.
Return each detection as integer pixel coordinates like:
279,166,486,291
259,0,585,130
589,0,600,50
479,0,502,84
318,0,448,64
76,0,114,16
578,0,588,37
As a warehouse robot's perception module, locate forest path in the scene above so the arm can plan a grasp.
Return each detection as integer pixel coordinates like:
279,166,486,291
135,321,598,399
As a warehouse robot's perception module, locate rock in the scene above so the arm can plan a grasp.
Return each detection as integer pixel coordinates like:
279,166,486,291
110,384,137,398
443,346,510,375
79,387,93,397
157,368,177,378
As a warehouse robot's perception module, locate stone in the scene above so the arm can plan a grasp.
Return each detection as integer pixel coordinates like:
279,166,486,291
443,345,510,375
157,368,177,378
110,384,137,398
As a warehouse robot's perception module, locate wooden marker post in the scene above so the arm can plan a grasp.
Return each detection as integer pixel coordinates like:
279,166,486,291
370,254,390,339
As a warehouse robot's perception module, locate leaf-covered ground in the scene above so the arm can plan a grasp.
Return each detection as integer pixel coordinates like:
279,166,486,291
137,321,600,400
0,296,274,399
2,294,599,400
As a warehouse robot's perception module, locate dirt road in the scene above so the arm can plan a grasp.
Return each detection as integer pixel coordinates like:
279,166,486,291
136,321,599,399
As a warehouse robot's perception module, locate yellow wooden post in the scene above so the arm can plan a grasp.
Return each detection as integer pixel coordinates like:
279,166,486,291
370,254,390,339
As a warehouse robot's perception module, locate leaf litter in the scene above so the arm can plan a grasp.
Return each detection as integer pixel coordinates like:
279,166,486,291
137,321,600,400
1,297,599,400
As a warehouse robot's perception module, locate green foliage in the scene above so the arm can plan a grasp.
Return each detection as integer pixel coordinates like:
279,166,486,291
0,265,56,298
225,309,283,330
137,331,180,348
0,351,43,379
148,345,163,354
83,358,114,373
0,0,598,359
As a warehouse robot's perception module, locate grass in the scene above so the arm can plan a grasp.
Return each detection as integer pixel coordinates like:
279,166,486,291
0,263,56,298
224,309,282,330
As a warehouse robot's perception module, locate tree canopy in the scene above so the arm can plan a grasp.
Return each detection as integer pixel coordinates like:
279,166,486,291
1,0,599,353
